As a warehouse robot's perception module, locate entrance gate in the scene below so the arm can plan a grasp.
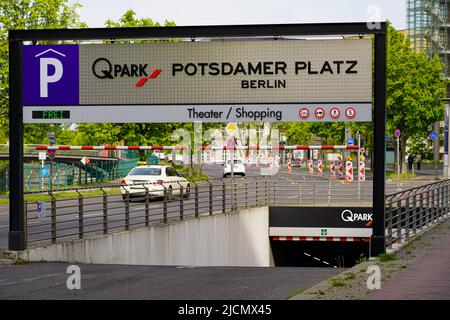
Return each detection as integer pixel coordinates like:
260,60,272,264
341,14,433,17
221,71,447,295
8,23,386,254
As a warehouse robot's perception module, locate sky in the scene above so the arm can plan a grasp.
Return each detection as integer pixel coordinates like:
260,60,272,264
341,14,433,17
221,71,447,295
70,0,406,30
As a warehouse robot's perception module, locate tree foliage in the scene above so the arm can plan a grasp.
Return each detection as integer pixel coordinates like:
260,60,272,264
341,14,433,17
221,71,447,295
386,23,446,170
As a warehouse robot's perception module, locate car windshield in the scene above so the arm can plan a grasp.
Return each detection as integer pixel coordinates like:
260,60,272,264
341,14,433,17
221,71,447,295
129,167,161,176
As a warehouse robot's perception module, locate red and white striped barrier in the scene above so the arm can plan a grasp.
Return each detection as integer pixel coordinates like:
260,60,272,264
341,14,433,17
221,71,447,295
345,161,354,183
35,145,361,151
317,159,323,176
337,161,344,179
330,161,336,179
271,236,370,242
359,160,366,182
287,158,292,174
309,160,314,175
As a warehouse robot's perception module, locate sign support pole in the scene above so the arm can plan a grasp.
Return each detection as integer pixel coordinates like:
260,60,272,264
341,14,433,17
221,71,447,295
372,28,387,256
8,40,25,251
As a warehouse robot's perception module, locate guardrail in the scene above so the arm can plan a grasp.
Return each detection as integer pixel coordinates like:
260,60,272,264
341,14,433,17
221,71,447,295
24,176,373,246
385,180,450,248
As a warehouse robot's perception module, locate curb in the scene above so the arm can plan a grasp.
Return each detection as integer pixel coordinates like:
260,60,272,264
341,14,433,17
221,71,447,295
290,260,377,300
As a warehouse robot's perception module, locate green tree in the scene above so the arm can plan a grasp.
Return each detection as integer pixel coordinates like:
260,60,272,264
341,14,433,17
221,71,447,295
386,23,446,172
0,0,86,143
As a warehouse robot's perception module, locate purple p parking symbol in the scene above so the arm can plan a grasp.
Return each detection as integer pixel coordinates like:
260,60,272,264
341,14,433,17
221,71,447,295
22,45,79,105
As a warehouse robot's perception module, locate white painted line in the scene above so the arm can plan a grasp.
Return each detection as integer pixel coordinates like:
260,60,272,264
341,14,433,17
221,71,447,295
304,253,311,257
313,257,321,261
322,261,330,265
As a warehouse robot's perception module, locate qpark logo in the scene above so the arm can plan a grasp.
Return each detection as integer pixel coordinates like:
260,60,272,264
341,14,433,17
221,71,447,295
341,209,373,227
91,58,161,88
23,45,79,105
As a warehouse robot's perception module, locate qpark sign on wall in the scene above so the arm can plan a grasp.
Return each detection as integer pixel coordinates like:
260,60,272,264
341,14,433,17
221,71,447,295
23,40,373,123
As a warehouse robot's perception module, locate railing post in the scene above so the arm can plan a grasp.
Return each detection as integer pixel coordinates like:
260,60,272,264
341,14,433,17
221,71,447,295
193,181,199,218
222,179,226,213
396,198,402,243
125,189,130,231
273,180,277,206
387,200,393,249
233,179,237,211
419,192,424,230
446,183,450,215
144,186,150,227
405,196,410,239
163,186,168,223
412,194,417,235
178,182,184,221
99,188,107,234
23,200,28,246
265,177,269,206
245,178,249,209
431,188,435,225
208,180,213,215
299,181,302,204
75,189,84,238
50,192,56,244
255,179,259,206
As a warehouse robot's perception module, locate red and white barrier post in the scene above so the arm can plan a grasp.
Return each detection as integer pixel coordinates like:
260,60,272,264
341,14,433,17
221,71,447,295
309,160,314,175
337,161,344,179
287,158,292,174
345,161,354,183
317,159,323,176
330,161,336,179
359,159,365,182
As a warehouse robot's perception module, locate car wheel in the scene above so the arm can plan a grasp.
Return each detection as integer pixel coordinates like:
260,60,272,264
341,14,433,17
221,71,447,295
184,184,191,199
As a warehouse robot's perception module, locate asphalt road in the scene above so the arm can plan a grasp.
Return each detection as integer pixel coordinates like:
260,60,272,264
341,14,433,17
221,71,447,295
0,263,342,300
0,164,434,248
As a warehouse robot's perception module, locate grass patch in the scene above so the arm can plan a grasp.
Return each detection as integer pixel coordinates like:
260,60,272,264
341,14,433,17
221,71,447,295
0,188,122,205
344,273,356,280
378,253,397,262
14,258,28,265
355,254,369,264
330,278,346,287
386,171,418,181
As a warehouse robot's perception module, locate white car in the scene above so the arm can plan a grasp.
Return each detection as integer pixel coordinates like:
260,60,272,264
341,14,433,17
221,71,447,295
120,165,190,200
223,159,246,177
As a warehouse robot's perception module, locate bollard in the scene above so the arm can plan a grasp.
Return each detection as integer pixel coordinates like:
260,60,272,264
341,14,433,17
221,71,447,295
330,161,336,179
309,159,313,175
337,161,344,179
317,159,323,177
345,161,353,183
359,160,366,182
287,158,292,174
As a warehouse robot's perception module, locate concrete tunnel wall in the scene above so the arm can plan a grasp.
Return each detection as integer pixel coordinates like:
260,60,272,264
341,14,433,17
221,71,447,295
19,207,274,267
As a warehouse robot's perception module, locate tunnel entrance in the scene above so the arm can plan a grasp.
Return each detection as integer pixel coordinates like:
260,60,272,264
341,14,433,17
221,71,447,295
270,240,370,268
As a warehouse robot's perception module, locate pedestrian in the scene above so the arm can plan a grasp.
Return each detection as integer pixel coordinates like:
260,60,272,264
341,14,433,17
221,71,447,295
416,154,421,171
408,154,414,171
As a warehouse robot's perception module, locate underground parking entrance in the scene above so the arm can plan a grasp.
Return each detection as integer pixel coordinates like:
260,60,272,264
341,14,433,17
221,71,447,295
269,206,373,268
270,238,370,268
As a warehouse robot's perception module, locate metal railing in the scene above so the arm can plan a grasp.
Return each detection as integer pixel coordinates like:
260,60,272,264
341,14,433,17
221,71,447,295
21,175,450,250
385,180,450,248
24,176,373,246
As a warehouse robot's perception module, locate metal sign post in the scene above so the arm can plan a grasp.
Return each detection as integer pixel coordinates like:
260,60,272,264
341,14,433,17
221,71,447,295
429,131,438,178
394,129,401,191
9,22,386,255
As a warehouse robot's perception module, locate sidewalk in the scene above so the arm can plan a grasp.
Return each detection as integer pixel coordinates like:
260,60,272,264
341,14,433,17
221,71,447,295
366,222,450,300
